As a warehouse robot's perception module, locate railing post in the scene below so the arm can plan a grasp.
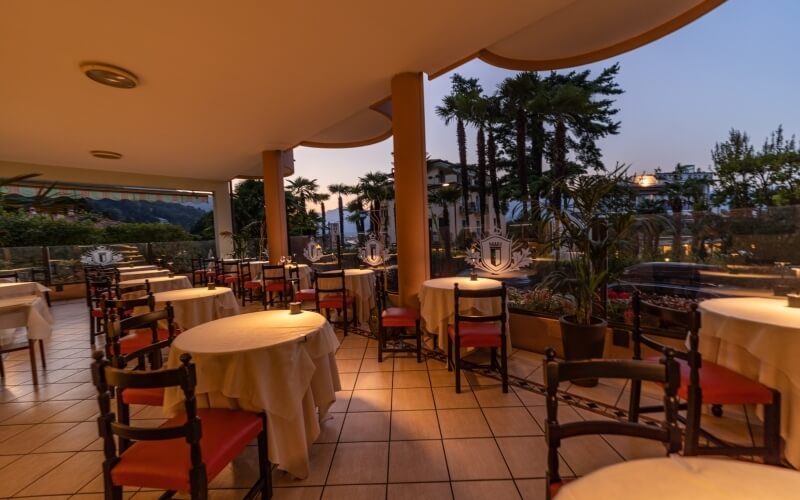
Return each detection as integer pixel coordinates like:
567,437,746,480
42,246,52,286
146,242,153,264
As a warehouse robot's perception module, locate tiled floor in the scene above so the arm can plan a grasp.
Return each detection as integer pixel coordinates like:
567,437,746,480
0,300,767,499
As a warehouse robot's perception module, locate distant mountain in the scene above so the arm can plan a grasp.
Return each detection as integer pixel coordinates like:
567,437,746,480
87,199,209,230
321,208,358,237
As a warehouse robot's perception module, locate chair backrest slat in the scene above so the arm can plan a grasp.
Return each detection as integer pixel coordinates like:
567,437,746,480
453,282,507,331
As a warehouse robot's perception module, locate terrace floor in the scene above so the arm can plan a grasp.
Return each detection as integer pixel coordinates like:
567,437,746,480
0,300,767,499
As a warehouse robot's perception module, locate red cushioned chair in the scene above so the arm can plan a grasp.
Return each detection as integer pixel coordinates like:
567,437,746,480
289,264,316,304
217,259,243,297
190,256,208,287
447,282,508,393
86,274,120,345
261,263,291,309
91,350,271,500
629,291,782,465
315,269,356,336
544,348,681,499
103,294,175,370
239,260,262,307
376,271,421,363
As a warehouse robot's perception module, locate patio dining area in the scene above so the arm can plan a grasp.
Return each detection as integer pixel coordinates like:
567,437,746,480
0,297,790,500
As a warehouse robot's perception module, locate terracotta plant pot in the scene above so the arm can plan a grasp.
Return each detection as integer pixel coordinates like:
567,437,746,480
559,315,607,387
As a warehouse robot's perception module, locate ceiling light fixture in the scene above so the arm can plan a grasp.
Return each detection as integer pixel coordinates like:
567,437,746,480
90,150,123,160
80,62,138,89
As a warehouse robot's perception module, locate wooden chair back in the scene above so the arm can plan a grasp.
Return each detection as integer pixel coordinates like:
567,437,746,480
106,303,175,367
544,348,681,495
453,282,507,326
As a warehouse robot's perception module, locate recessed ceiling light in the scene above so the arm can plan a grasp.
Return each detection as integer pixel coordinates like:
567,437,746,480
80,62,138,89
90,150,123,160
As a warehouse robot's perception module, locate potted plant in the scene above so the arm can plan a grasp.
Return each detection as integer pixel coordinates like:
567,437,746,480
535,168,655,385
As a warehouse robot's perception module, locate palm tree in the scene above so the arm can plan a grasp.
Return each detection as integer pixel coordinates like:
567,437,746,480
486,96,504,231
430,185,462,259
286,176,321,213
436,74,482,229
467,93,491,233
532,65,622,210
358,171,394,240
328,183,352,249
498,73,537,220
346,195,367,243
315,192,330,246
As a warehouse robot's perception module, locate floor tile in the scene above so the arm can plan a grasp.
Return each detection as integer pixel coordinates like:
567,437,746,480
432,387,479,409
316,413,344,443
387,482,453,500
339,412,390,442
326,442,389,485
451,480,521,500
483,407,542,437
17,451,104,496
515,479,547,500
392,371,431,388
437,409,491,439
34,421,100,453
273,486,324,500
0,422,76,454
390,410,441,440
348,389,392,412
391,388,434,410
388,440,449,483
321,484,386,500
443,438,511,481
273,443,335,487
354,371,393,390
0,451,73,497
472,386,522,407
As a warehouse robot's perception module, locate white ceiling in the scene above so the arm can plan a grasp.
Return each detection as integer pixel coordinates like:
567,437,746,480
0,0,721,182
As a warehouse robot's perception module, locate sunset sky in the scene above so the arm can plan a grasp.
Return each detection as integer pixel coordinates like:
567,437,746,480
291,0,800,193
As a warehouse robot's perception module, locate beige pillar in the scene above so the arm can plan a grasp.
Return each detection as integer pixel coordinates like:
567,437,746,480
211,182,234,258
263,150,289,260
391,72,430,307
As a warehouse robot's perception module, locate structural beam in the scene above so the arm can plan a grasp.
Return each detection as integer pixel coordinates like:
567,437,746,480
391,72,430,307
263,150,289,260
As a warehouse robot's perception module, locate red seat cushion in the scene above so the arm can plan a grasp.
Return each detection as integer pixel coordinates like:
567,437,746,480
646,356,775,405
244,280,262,289
119,328,173,354
382,307,419,327
294,289,316,301
319,295,354,308
121,387,164,406
91,308,105,318
447,322,502,348
111,408,262,492
223,275,239,283
192,269,206,275
265,282,288,292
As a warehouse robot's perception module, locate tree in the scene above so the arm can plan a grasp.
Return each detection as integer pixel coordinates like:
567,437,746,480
429,185,461,259
328,183,352,248
346,196,367,242
711,129,757,209
467,93,492,232
286,176,321,213
436,74,482,228
317,192,330,245
357,171,394,240
661,164,711,261
532,65,622,210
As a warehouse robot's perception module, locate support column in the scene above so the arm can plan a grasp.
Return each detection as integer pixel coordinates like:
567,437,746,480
263,150,290,260
391,72,430,307
212,182,233,258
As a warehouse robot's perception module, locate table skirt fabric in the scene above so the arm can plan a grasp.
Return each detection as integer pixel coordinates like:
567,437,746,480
118,269,170,281
316,270,376,325
163,320,340,478
0,282,50,299
249,262,312,290
700,302,800,467
120,276,192,298
153,288,240,330
0,296,53,342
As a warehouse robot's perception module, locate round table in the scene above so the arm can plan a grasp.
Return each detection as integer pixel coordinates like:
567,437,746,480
556,456,800,499
317,269,375,325
119,275,192,296
163,310,341,479
419,276,504,349
118,269,170,282
699,297,800,467
248,262,312,290
151,287,239,330
115,264,158,272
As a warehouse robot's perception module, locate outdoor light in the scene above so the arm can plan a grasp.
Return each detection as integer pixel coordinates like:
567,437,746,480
81,62,139,89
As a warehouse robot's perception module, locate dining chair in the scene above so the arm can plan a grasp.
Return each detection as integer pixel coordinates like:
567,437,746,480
544,348,682,499
91,350,271,500
189,257,207,287
0,270,19,282
217,259,242,296
261,263,290,309
86,275,119,345
447,282,508,393
290,265,316,304
105,303,177,432
314,269,356,336
376,272,421,363
240,260,262,306
628,291,782,465
101,294,171,368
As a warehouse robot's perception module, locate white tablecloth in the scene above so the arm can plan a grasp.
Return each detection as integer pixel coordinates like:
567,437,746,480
119,276,192,297
0,296,53,342
699,297,800,467
163,310,341,479
249,262,312,290
557,455,800,499
151,287,239,330
115,265,158,272
419,277,505,349
317,269,375,325
0,282,50,299
119,269,170,282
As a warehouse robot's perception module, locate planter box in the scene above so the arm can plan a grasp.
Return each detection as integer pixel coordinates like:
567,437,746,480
509,310,684,360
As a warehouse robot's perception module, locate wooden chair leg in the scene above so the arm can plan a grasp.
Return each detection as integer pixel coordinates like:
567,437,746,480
454,337,462,393
683,389,702,456
28,339,38,386
258,414,272,499
628,379,642,423
38,340,46,369
764,391,782,465
0,351,5,378
378,323,384,362
447,337,453,372
415,321,422,363
500,336,508,393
